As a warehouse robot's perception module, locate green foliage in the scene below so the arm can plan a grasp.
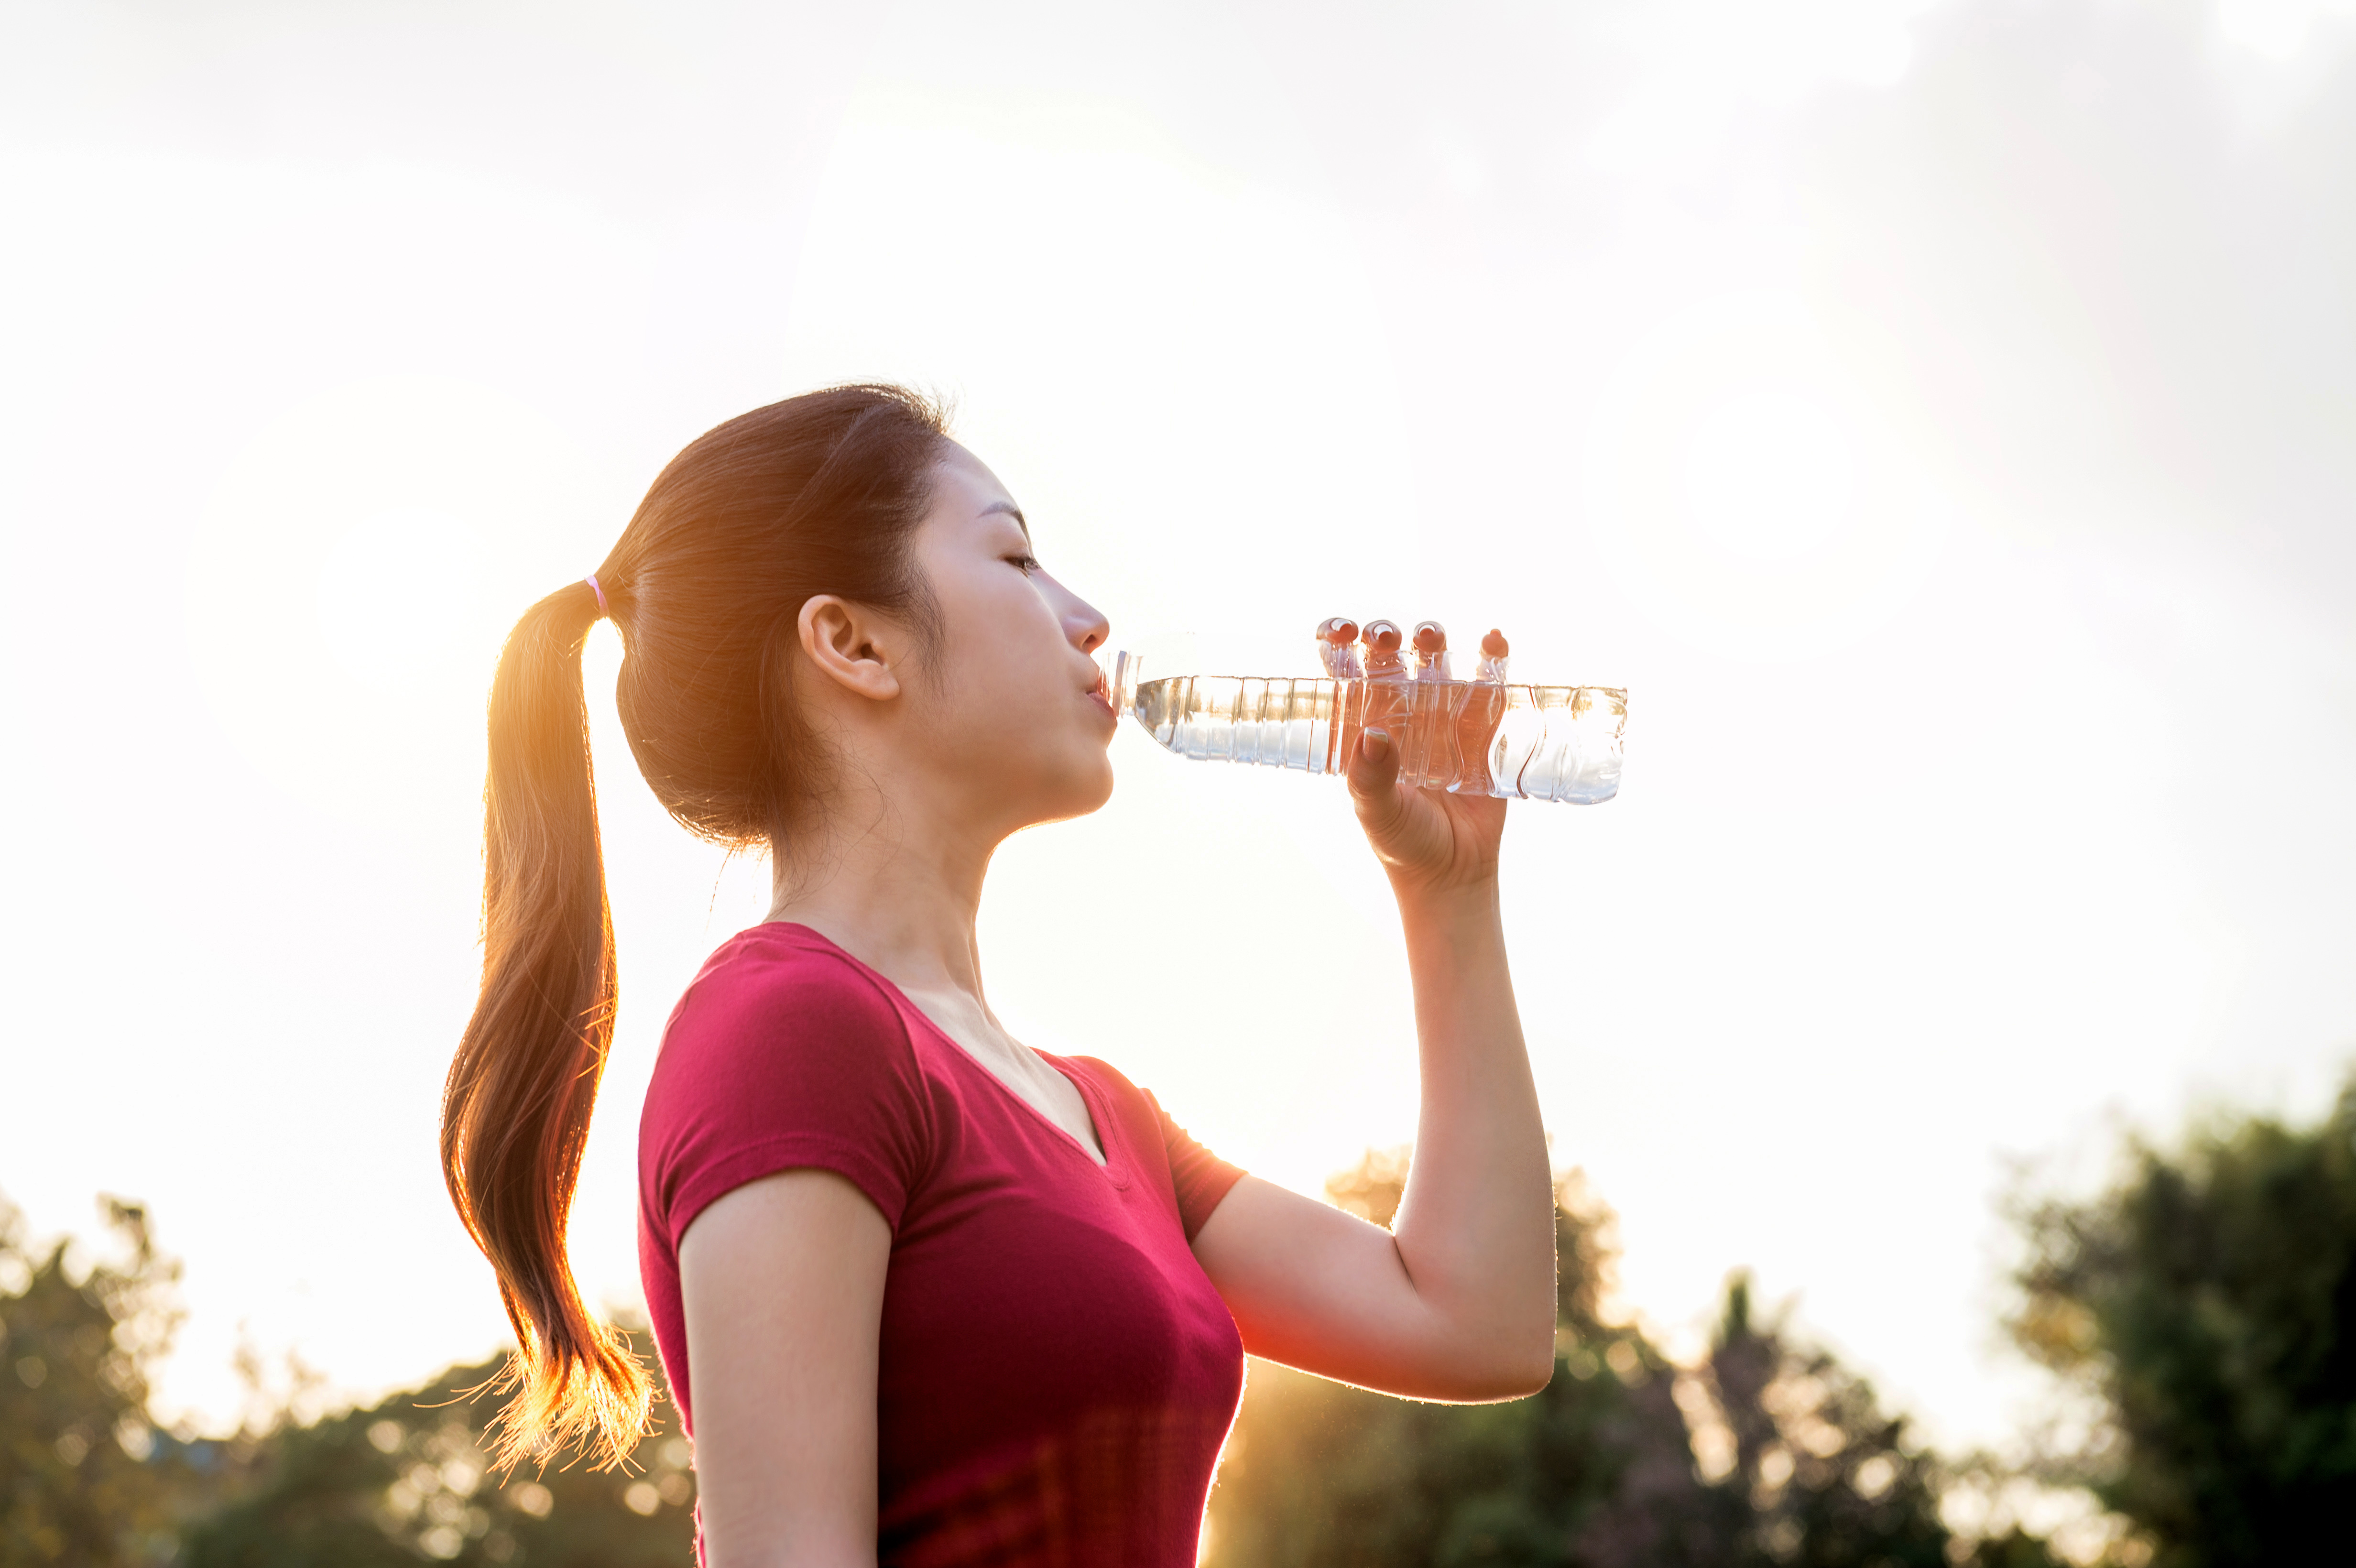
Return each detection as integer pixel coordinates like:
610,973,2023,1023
35,1137,2202,1568
177,1342,698,1568
2009,1076,2356,1568
2,1185,697,1566
1694,1274,1952,1568
1205,1156,1960,1568
1963,1530,2065,1568
1205,1162,1701,1567
0,1193,185,1567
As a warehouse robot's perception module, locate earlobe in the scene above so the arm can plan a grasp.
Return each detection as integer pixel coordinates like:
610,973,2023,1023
797,596,905,702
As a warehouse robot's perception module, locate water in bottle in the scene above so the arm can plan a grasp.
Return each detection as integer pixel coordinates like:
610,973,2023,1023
1106,619,1625,805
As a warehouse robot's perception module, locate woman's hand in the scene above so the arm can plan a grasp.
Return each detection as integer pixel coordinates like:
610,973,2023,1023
1346,725,1507,902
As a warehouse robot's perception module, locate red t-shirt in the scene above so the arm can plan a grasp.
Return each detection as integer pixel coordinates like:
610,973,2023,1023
637,922,1250,1567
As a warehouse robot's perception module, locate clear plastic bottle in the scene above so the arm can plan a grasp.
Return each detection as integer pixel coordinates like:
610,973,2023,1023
1105,620,1626,805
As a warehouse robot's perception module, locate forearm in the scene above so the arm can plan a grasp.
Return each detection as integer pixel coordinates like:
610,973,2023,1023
1386,879,1557,1385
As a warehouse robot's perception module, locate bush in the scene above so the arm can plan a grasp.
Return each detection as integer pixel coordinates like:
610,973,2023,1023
2009,1076,2356,1568
0,1193,184,1567
1205,1155,1961,1568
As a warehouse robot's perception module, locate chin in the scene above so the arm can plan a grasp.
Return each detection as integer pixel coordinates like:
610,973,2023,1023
1061,755,1118,820
1078,754,1117,814
1026,751,1116,827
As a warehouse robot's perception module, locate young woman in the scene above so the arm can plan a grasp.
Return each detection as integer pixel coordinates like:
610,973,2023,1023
442,385,1558,1567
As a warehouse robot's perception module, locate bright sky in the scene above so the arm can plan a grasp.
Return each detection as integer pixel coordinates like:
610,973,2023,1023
5,0,2354,1457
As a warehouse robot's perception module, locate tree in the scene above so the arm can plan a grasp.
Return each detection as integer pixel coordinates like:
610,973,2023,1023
0,1191,185,1567
177,1334,699,1568
1206,1154,1706,1567
1205,1153,1977,1568
2008,1075,2356,1568
1689,1273,1956,1568
2,1185,698,1565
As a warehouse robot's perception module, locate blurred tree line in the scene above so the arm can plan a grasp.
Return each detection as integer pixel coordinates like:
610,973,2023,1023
5,1072,2352,1565
1205,1154,1983,1568
2006,1077,2356,1567
0,1192,697,1567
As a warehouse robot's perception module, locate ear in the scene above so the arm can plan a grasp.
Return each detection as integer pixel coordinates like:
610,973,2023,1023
796,595,908,703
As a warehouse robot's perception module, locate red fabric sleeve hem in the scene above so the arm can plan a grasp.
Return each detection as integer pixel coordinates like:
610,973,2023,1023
1179,1165,1249,1242
665,1134,909,1252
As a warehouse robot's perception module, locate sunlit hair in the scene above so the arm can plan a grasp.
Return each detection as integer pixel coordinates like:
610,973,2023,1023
441,385,949,1470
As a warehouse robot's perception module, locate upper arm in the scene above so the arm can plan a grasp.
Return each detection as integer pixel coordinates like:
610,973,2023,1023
1190,1175,1537,1402
680,1168,893,1568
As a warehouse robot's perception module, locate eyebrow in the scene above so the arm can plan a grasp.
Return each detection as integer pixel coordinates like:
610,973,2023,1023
981,499,1030,540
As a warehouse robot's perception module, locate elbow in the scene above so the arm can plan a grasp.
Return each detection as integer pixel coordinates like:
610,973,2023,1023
1489,1307,1562,1399
1437,1327,1558,1402
1437,1360,1553,1403
1489,1309,1564,1394
1482,1347,1559,1402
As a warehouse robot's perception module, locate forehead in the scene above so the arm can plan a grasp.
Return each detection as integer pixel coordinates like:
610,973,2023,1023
930,443,1027,537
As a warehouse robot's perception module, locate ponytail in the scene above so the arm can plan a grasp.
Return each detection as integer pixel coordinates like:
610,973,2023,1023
441,577,650,1470
439,384,948,1470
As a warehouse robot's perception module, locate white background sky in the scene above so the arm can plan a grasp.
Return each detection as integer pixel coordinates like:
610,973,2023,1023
4,0,2354,1460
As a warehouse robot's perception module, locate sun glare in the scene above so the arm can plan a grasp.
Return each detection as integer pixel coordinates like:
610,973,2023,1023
1678,385,1858,561
1582,292,1943,659
187,374,618,828
314,506,489,696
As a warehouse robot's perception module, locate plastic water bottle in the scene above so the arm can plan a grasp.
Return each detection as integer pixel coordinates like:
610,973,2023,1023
1104,620,1625,805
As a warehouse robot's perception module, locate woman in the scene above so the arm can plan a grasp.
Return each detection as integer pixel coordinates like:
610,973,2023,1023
442,385,1557,1566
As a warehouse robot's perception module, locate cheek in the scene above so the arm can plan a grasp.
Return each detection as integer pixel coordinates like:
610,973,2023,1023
925,607,1059,737
949,585,1063,688
913,572,1091,768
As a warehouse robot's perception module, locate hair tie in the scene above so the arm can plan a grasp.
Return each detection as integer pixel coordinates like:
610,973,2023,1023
585,575,609,616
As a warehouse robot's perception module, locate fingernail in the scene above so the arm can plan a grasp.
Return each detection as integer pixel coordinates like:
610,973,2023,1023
1363,728,1391,761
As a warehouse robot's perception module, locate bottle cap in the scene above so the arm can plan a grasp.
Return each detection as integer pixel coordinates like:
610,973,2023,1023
1363,619,1403,653
1412,621,1447,654
1481,628,1509,657
1318,616,1360,645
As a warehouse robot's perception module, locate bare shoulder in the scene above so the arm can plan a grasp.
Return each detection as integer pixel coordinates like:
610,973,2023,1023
682,1165,891,1264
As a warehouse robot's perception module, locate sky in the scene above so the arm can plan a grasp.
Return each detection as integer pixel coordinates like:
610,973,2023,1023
3,0,2354,1461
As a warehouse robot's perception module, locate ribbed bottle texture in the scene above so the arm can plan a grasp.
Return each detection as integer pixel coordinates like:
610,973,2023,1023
1109,621,1625,805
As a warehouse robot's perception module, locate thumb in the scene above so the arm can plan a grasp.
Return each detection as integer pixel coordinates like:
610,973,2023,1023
1347,727,1405,821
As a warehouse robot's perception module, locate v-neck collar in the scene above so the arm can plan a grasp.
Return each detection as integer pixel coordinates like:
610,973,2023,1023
757,922,1124,1181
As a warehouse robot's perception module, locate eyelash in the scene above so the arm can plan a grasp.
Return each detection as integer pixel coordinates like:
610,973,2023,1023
1008,554,1041,576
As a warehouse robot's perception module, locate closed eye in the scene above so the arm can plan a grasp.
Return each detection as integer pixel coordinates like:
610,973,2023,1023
1007,554,1041,576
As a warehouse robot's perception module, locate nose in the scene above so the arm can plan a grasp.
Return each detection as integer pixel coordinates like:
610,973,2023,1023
1057,581,1109,657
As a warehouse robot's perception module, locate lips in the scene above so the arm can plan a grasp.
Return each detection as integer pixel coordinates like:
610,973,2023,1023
1086,668,1117,722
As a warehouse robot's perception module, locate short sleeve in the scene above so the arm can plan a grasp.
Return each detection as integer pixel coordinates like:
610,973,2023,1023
1144,1090,1248,1240
639,939,932,1258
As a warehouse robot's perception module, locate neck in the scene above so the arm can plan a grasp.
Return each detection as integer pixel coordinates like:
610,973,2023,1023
766,779,1000,1003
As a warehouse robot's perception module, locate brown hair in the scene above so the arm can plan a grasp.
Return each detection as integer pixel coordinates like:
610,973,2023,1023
440,385,948,1468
